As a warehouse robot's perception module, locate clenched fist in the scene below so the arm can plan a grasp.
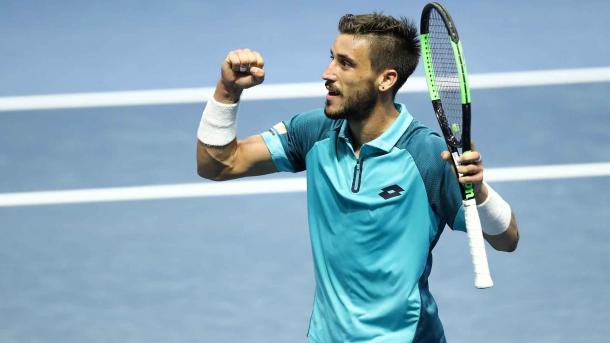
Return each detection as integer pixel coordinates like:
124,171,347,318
221,49,265,91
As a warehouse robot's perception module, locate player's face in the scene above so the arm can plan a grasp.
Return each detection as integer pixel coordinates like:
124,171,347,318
322,34,379,120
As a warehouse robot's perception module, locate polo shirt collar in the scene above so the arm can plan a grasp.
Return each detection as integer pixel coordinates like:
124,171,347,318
338,103,413,153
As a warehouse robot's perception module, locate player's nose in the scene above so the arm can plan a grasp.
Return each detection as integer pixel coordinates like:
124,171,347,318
322,61,337,81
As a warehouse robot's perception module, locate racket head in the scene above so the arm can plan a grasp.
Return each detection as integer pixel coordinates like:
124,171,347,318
420,3,493,289
420,2,471,152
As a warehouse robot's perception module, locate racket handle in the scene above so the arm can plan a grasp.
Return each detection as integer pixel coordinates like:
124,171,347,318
463,199,494,289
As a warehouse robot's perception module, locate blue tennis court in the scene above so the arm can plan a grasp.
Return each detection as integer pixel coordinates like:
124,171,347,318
1,1,609,342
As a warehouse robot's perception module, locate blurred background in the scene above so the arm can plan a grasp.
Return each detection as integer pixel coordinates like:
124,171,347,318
1,0,609,342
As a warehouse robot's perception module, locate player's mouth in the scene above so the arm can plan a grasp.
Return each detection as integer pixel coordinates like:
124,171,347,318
325,84,341,101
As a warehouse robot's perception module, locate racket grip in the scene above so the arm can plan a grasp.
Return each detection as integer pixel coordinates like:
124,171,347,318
464,199,494,289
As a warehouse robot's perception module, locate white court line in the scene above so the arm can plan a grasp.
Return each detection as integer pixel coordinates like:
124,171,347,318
0,162,609,207
1,67,610,112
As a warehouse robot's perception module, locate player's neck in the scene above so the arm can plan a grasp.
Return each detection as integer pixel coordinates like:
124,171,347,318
348,99,399,156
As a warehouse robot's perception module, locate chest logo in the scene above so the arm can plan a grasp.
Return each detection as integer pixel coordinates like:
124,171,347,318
379,184,405,200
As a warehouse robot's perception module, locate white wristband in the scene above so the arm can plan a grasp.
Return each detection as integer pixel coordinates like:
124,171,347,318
477,183,512,236
197,96,239,146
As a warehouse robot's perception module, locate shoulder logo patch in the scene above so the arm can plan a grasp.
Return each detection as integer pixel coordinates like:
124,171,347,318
379,184,405,200
272,122,287,134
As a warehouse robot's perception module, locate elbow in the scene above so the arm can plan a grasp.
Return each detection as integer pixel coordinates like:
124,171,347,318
196,142,236,181
506,232,520,252
504,222,520,252
500,239,519,252
196,159,220,181
197,165,224,181
495,231,520,253
196,152,226,181
197,161,233,181
197,166,214,180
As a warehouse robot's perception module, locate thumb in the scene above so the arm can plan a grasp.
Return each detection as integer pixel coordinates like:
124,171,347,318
250,66,265,81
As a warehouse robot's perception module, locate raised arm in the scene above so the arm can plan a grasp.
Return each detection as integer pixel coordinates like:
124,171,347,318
443,150,520,252
196,49,277,181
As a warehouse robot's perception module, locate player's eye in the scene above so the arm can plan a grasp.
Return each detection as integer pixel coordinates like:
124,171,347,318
329,54,353,69
338,59,354,69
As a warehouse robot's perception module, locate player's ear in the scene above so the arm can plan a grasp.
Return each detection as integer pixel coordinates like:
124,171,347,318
378,69,398,92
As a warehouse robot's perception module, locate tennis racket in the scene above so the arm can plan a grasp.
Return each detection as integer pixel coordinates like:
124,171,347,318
420,2,493,289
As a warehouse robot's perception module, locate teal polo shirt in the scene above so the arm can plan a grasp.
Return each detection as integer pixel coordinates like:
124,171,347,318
261,103,466,343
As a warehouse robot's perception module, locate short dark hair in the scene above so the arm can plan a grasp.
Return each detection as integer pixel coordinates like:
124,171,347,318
338,13,420,96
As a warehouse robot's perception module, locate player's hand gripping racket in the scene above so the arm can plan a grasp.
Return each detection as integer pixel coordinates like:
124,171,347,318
420,2,493,288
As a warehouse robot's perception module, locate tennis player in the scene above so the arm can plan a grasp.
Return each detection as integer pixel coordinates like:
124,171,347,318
196,13,519,343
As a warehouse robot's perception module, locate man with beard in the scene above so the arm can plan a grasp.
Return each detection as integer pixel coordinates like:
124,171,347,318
196,13,519,343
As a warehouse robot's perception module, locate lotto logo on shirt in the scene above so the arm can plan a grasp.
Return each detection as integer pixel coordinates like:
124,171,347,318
379,184,405,200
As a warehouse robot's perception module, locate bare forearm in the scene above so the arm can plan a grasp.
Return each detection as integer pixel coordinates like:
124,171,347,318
214,79,242,104
476,183,520,252
484,213,519,252
196,140,238,180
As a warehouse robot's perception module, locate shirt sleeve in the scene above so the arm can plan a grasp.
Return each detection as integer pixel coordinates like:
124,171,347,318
452,204,466,232
428,135,467,232
260,109,337,173
405,126,467,232
261,122,296,172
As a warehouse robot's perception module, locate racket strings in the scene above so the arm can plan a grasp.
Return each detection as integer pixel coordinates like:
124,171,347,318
427,9,463,145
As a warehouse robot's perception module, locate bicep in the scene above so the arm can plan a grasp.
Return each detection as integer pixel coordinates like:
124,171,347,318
233,134,278,177
216,134,277,180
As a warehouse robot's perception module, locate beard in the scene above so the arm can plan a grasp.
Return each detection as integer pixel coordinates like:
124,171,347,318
324,82,377,121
